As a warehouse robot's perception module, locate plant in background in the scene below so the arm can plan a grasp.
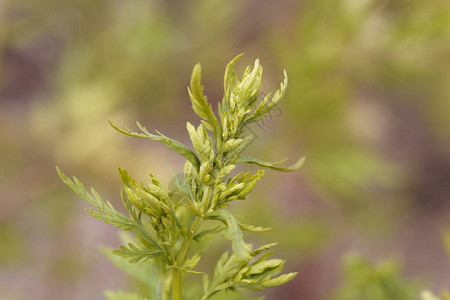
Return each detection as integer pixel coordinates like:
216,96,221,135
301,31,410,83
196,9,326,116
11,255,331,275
334,254,417,300
57,54,304,299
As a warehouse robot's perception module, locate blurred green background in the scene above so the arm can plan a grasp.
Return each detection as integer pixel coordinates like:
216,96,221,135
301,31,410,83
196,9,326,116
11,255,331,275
1,0,449,299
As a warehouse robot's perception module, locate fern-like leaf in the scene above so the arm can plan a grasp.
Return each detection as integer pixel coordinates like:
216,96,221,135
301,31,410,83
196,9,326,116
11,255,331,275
108,118,201,172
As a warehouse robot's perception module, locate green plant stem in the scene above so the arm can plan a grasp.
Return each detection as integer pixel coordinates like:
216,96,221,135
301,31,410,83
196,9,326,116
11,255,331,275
171,216,202,300
177,217,202,265
172,268,181,300
172,186,212,299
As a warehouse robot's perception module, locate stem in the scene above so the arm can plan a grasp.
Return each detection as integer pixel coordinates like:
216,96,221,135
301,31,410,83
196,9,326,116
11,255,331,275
176,216,202,265
171,186,212,299
171,217,202,300
172,268,181,300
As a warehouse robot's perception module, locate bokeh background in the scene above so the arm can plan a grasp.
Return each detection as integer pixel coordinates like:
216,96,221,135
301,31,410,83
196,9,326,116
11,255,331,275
1,0,449,299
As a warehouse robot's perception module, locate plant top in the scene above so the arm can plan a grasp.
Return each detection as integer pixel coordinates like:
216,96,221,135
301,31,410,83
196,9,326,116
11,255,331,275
57,54,304,300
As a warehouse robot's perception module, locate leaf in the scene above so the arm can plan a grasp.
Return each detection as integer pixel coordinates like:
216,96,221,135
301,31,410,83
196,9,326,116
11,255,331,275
118,167,139,190
188,64,221,143
112,243,161,263
206,210,251,262
243,69,288,125
236,170,265,200
194,226,227,242
236,156,305,172
169,254,203,274
100,245,159,289
258,272,297,288
108,118,201,172
238,59,262,106
251,243,278,256
222,54,244,115
118,168,151,214
57,167,163,253
239,223,271,233
224,54,244,93
181,254,202,270
57,167,136,231
246,259,284,276
186,122,213,161
120,190,164,253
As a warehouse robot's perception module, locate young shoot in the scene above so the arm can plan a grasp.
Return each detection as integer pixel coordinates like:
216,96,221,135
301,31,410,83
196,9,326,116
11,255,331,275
58,54,304,300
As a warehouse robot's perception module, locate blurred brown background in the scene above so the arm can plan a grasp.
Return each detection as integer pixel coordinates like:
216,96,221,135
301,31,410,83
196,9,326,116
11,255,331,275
0,0,449,299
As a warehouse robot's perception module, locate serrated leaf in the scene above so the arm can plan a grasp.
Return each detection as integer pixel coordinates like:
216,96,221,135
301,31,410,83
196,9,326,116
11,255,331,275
112,243,161,263
100,245,160,298
108,118,201,172
57,167,136,231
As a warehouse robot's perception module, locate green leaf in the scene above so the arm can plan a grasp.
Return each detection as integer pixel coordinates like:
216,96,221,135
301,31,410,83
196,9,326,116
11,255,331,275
246,259,284,276
243,69,288,125
169,254,203,274
188,64,221,145
222,54,244,115
100,245,160,293
108,118,201,172
206,210,251,262
112,243,161,263
236,156,305,172
258,272,297,288
236,170,265,200
239,223,271,232
118,168,151,214
118,167,139,190
57,167,136,231
186,122,214,161
194,226,227,242
182,254,202,270
57,167,164,253
251,243,278,256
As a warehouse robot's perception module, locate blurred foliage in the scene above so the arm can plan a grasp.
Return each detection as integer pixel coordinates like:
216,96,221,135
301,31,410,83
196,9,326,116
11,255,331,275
334,254,417,300
421,290,450,300
0,0,449,299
